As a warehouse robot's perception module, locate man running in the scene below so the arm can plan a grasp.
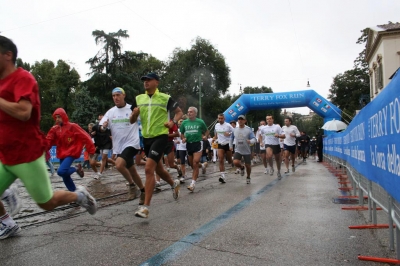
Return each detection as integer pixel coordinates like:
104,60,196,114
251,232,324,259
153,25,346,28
230,115,256,184
100,87,145,202
180,107,208,192
281,117,301,174
0,36,97,239
130,73,182,218
214,113,234,183
259,115,285,179
299,131,310,163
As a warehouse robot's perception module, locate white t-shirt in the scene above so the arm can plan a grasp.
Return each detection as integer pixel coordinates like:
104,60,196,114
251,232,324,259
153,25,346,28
260,124,283,145
215,122,234,145
282,125,300,146
175,130,187,151
100,104,140,154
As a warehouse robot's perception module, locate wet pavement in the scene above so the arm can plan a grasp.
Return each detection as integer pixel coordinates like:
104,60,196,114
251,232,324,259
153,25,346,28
1,158,395,265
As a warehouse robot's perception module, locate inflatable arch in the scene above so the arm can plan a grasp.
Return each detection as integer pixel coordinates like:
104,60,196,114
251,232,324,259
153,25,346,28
223,90,341,125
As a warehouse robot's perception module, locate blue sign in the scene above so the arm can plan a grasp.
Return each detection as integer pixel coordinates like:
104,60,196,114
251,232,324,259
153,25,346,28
223,90,341,125
324,70,400,202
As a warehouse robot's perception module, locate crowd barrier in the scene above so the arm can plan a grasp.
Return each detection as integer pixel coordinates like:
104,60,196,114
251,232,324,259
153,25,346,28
323,69,400,262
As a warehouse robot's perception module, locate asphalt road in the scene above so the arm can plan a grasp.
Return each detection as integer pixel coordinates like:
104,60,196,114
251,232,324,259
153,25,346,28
0,158,393,265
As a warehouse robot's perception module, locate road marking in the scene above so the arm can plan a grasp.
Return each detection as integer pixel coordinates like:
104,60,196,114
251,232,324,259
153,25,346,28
139,178,279,266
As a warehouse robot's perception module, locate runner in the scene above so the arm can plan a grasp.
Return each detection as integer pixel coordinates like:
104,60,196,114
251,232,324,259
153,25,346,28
180,107,209,191
299,131,310,163
130,73,182,218
0,36,97,239
230,115,256,184
91,119,115,179
281,117,301,174
175,119,187,183
229,120,241,174
259,115,285,179
100,87,145,202
214,113,234,183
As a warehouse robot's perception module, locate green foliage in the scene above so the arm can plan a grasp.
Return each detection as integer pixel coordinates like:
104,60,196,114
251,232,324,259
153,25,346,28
70,86,102,128
16,58,31,71
30,59,80,132
162,37,231,125
328,28,370,122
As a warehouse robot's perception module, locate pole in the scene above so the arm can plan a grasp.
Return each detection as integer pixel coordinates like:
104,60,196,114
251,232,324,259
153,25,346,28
199,74,202,119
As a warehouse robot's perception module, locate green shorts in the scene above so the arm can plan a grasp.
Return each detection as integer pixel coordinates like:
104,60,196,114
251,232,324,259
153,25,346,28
0,154,53,204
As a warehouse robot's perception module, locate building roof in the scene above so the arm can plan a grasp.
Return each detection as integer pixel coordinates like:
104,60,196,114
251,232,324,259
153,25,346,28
366,21,400,62
377,21,400,31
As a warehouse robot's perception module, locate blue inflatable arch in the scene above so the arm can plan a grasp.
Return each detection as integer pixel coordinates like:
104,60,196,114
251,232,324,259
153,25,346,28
223,90,341,125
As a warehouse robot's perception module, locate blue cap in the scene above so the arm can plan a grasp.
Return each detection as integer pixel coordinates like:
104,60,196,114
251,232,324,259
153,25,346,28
112,87,125,94
141,72,160,81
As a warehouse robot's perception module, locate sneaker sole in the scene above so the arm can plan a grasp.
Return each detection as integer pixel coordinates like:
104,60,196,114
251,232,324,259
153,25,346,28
219,177,226,183
134,212,148,218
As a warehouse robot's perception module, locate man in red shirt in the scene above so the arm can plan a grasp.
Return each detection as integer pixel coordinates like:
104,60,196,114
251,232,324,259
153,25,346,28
0,36,97,240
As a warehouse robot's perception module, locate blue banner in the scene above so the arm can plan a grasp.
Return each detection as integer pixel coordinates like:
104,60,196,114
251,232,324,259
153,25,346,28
324,70,400,202
223,90,341,124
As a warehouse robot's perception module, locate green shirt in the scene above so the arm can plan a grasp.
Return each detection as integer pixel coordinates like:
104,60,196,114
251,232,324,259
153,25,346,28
180,118,207,143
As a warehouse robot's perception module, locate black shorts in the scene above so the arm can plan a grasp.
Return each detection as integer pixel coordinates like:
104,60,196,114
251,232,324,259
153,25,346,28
255,143,260,153
164,141,174,155
284,144,297,154
177,150,187,164
260,149,266,154
117,146,139,169
233,152,251,164
186,141,202,156
301,146,309,153
218,143,230,152
144,134,168,163
266,144,281,155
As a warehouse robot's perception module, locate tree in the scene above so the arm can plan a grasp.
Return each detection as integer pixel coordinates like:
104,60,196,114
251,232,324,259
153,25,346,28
70,86,102,128
163,37,231,125
328,68,369,119
16,58,31,71
328,29,370,121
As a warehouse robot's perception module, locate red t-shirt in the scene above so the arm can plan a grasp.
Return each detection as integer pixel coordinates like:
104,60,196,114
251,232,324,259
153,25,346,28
0,68,46,165
168,122,178,141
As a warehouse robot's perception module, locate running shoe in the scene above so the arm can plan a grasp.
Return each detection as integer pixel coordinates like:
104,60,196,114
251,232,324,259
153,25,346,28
219,173,226,183
264,168,269,174
93,172,101,180
135,206,149,218
172,180,180,200
292,165,295,172
0,222,21,239
277,171,282,180
3,184,21,216
187,183,195,192
75,163,84,178
246,177,251,184
128,184,140,201
139,190,145,205
284,168,289,174
240,166,245,176
76,185,97,215
155,181,161,189
202,163,206,175
179,177,186,184
177,165,183,177
269,168,274,176
235,169,240,174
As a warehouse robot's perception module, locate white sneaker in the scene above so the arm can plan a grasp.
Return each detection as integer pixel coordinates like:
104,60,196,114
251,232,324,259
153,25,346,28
235,169,240,174
3,185,21,216
269,168,274,176
135,206,149,218
179,177,186,184
219,173,226,183
172,180,180,199
187,183,195,192
76,185,97,215
93,173,101,180
264,168,269,174
240,166,245,176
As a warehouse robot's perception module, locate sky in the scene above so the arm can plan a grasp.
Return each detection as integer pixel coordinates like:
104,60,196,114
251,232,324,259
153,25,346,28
1,0,399,114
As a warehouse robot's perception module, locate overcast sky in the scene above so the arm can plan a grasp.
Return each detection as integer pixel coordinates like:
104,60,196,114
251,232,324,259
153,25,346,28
1,0,399,114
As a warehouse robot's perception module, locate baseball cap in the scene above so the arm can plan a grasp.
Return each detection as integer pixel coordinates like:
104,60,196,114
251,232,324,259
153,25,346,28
238,115,246,120
229,120,236,124
140,72,160,81
112,87,125,94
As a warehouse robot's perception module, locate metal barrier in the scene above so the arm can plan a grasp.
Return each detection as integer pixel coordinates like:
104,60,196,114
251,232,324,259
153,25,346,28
324,153,400,263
